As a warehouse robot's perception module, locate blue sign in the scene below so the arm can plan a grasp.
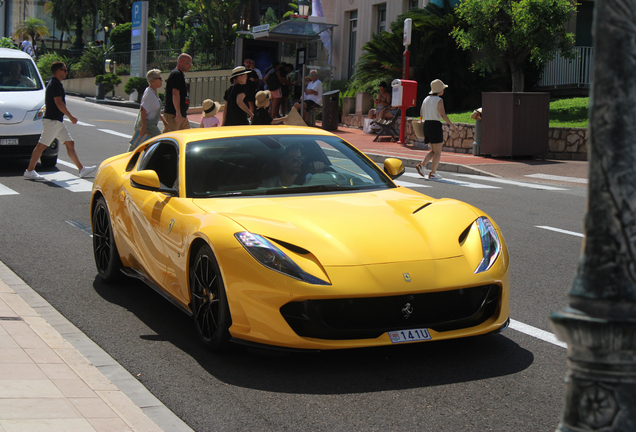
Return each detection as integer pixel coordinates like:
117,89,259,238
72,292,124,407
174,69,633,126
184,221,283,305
131,43,141,50
132,1,143,27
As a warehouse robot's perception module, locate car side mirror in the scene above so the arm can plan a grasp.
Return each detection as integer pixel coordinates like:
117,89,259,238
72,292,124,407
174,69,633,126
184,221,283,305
383,158,405,180
131,170,177,195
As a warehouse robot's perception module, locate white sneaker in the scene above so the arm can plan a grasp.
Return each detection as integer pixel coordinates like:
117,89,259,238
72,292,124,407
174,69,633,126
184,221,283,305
428,172,443,180
24,169,45,180
79,165,97,178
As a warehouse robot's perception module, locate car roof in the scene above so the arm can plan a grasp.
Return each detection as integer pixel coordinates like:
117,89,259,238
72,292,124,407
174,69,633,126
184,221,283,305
0,48,34,60
160,125,338,142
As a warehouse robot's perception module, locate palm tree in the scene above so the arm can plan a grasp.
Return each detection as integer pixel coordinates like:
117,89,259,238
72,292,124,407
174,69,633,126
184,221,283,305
13,17,50,44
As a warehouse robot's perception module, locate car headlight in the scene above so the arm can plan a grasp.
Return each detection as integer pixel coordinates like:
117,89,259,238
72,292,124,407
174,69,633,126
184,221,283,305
474,217,501,274
235,232,330,285
33,105,45,121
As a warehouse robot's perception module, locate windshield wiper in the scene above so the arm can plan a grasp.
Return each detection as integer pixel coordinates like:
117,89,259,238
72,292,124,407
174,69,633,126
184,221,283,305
265,185,360,195
199,191,253,198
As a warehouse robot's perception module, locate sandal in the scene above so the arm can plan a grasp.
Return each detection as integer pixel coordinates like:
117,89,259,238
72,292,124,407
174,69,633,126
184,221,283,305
415,163,426,177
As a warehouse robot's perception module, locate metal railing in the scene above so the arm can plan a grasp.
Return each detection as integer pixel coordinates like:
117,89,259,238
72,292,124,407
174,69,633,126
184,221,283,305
186,75,232,108
108,46,235,74
538,46,593,88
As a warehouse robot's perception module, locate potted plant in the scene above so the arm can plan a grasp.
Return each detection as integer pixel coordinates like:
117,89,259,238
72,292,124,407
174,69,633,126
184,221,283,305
94,73,122,99
124,76,149,103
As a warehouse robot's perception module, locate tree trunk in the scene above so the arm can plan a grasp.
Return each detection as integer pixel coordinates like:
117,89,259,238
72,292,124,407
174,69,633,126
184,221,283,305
509,61,524,92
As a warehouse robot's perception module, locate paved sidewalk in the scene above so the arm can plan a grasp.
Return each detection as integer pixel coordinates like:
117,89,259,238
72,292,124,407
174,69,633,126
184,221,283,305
0,261,193,432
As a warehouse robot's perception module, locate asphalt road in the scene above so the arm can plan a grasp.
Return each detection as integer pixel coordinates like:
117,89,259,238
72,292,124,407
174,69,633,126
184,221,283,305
0,97,587,431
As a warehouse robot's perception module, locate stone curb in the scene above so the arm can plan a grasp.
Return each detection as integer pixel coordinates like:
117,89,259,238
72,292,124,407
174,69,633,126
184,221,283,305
363,152,501,178
0,260,193,432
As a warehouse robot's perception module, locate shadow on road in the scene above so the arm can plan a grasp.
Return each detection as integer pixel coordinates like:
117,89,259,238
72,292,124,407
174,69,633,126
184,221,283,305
93,277,534,395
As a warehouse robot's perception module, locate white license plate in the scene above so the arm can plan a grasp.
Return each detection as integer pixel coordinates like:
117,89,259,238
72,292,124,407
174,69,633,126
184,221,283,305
0,138,19,145
388,328,432,343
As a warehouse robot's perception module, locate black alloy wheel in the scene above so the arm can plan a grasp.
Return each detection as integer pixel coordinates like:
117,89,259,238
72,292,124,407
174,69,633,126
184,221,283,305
92,197,123,282
190,245,232,351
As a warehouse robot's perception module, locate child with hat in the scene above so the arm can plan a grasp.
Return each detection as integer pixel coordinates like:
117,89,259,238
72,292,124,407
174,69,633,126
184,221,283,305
200,99,220,128
252,90,287,125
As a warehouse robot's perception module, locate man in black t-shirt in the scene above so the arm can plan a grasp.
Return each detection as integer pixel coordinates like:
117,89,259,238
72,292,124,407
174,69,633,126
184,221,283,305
164,53,192,131
24,61,96,180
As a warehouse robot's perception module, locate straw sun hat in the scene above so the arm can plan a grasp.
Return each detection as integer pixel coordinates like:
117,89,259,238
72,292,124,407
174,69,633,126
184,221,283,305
202,99,220,118
429,79,448,94
229,66,251,81
255,90,271,108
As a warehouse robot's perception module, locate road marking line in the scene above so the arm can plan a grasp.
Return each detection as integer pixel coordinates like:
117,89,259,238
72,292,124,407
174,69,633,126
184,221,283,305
510,319,567,349
536,226,584,238
72,99,139,117
0,183,19,196
56,159,76,169
452,173,568,191
404,172,500,189
64,119,94,127
526,173,588,184
66,220,93,237
98,129,132,139
395,180,432,188
39,171,93,192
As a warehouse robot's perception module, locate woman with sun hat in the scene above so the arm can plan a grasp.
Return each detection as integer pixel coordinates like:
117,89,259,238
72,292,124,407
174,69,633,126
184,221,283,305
222,66,253,126
415,79,457,180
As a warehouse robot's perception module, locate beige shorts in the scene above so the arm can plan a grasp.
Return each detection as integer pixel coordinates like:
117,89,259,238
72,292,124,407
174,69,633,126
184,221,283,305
164,113,191,131
39,118,72,146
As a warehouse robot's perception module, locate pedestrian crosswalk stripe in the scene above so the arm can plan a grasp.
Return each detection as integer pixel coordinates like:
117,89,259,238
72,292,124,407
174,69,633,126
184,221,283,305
452,173,568,191
98,129,132,139
0,183,18,196
39,171,93,192
64,119,94,127
56,159,77,169
403,172,500,189
525,173,588,184
394,180,432,188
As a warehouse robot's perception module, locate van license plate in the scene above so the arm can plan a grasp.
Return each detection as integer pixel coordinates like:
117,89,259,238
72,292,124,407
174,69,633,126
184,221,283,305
0,139,19,145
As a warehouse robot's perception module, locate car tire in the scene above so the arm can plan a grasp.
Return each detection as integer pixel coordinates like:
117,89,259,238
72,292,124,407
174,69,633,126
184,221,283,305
189,245,232,352
92,197,123,282
40,155,57,168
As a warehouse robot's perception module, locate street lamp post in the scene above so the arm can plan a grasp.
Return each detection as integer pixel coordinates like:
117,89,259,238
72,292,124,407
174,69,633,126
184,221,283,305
549,0,636,430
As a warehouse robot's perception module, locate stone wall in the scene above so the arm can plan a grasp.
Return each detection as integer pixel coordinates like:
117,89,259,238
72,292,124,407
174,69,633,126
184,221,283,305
341,114,588,161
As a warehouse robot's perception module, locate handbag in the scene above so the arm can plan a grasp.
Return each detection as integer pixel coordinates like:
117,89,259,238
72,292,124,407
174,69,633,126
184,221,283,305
128,129,149,151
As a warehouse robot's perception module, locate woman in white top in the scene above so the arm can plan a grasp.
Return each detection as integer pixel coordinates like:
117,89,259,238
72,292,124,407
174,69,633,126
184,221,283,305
416,79,457,180
131,69,169,150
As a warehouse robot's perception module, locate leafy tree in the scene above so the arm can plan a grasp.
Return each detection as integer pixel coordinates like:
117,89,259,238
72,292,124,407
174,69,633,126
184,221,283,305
354,2,486,111
50,0,100,49
0,37,19,49
78,43,114,75
14,18,50,44
451,0,576,92
109,22,157,52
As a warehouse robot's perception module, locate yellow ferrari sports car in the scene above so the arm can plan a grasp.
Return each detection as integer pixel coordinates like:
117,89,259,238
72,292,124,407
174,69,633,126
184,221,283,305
91,126,509,352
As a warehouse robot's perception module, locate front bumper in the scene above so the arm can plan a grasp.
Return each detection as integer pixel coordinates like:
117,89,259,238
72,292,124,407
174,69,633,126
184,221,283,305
221,248,510,350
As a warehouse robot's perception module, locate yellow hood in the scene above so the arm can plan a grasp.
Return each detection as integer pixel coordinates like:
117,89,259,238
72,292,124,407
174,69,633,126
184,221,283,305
193,188,479,266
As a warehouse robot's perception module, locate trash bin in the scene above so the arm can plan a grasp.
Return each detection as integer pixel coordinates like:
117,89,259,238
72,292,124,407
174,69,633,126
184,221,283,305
322,90,340,131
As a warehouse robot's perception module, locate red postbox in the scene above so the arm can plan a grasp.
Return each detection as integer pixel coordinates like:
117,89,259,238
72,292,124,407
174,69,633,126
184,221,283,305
391,79,418,108
391,79,418,144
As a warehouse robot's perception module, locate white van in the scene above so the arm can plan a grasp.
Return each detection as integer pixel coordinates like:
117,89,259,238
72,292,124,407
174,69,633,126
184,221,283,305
0,47,58,167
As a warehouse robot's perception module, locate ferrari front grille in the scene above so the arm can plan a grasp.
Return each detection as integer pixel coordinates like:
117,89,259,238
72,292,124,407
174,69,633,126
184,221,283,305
280,284,500,340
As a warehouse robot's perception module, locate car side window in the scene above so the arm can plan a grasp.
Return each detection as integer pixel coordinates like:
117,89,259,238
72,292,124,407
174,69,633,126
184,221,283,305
138,141,179,188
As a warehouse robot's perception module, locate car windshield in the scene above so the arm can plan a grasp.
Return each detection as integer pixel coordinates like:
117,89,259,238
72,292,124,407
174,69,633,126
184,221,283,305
185,134,396,198
0,58,43,91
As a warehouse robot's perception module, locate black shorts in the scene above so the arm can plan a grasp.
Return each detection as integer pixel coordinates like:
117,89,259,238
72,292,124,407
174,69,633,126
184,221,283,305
423,120,443,144
305,100,320,111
